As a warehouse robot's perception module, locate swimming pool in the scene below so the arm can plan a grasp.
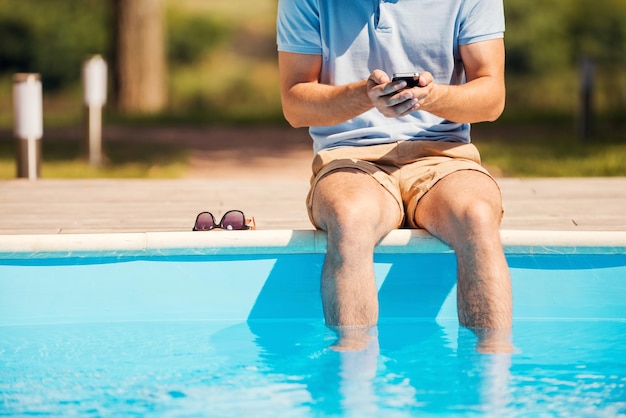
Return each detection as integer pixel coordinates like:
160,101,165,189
1,230,625,416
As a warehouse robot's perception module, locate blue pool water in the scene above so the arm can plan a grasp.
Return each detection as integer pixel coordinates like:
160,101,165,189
1,251,625,416
1,320,625,417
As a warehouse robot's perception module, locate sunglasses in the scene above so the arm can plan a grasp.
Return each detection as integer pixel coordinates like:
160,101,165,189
192,210,255,231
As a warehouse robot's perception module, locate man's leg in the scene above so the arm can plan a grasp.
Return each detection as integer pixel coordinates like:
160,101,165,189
414,170,512,330
311,168,402,328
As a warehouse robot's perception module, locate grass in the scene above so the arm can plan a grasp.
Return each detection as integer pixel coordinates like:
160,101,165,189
474,119,626,177
479,138,626,177
1,118,624,180
0,138,189,179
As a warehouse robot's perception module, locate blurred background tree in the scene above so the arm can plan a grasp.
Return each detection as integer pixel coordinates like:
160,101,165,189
113,0,167,114
0,0,624,127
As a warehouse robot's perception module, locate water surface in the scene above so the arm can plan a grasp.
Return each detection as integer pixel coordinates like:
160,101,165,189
1,319,624,417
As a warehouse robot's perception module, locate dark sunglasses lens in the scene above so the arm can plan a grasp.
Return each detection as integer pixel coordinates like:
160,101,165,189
194,212,215,231
221,211,246,230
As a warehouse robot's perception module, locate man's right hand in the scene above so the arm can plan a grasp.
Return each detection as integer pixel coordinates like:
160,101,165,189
367,69,431,118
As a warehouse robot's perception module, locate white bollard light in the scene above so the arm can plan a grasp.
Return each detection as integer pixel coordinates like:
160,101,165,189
13,73,43,180
83,55,107,108
83,55,108,166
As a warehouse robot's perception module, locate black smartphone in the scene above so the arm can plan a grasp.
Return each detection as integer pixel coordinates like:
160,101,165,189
392,72,420,89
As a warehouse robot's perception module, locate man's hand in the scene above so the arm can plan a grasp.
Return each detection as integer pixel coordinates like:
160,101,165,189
367,70,435,118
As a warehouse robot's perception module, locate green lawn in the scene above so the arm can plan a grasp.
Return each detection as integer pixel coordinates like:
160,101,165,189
1,120,624,179
473,120,626,177
0,138,189,179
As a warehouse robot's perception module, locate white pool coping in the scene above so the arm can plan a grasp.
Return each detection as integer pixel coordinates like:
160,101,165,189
1,229,625,259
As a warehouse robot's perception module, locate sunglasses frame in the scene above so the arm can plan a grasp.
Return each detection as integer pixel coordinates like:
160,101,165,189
192,210,255,231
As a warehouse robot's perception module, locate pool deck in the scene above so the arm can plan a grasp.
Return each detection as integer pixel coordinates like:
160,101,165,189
1,177,625,235
1,125,625,243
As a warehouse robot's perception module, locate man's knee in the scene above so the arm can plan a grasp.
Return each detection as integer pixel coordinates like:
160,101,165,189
415,171,503,239
317,192,382,237
458,196,503,231
312,170,400,237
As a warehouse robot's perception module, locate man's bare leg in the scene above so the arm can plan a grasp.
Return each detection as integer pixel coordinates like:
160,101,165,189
311,168,401,329
414,170,513,335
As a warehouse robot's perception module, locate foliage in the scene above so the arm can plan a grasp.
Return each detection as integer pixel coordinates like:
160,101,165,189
568,0,626,65
0,0,110,90
0,0,624,129
504,0,626,114
167,10,232,66
505,0,626,71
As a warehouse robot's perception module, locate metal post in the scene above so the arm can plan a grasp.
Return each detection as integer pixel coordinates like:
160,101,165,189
86,105,102,165
579,56,594,141
13,73,43,180
83,55,108,166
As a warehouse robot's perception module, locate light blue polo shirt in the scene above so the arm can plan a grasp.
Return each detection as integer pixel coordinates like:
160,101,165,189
277,0,505,153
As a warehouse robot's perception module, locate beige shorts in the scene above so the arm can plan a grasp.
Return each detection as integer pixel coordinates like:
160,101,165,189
306,140,497,228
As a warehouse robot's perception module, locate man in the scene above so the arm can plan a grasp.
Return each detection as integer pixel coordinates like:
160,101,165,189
277,0,512,349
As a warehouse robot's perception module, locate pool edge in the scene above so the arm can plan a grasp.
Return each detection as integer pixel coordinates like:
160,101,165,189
0,229,625,259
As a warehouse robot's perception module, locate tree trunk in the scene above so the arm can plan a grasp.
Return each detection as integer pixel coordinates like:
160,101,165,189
113,0,167,113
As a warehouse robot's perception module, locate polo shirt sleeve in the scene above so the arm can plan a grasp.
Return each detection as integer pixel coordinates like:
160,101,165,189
277,0,323,55
458,0,505,45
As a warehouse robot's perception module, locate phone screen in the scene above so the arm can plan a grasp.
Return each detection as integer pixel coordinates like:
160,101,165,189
392,72,420,88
